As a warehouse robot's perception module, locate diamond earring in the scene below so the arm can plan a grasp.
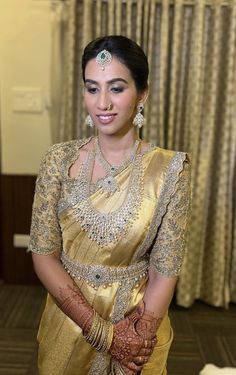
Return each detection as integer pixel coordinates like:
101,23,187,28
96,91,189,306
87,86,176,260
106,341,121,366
85,115,94,128
133,103,146,128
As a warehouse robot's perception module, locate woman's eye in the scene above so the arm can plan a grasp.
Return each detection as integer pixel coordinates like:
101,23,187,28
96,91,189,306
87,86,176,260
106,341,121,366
111,87,124,93
86,87,98,94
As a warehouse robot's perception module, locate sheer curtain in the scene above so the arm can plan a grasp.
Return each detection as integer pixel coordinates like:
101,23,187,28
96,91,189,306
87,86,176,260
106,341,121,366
52,0,236,308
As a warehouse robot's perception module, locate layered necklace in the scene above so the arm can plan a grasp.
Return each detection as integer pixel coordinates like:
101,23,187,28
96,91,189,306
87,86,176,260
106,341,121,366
94,137,140,197
73,138,144,247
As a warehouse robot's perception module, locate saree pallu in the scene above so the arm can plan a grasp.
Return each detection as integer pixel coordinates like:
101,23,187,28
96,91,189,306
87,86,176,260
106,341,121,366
28,138,191,375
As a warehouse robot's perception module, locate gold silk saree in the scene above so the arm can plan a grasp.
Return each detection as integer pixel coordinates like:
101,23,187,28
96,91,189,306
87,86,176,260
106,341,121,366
28,138,191,375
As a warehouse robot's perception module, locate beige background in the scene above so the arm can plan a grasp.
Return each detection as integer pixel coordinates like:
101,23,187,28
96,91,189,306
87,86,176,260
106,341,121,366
0,0,52,175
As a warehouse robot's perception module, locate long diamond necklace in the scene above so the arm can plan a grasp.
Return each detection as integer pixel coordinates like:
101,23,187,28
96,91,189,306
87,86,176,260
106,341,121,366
94,137,139,197
74,140,143,247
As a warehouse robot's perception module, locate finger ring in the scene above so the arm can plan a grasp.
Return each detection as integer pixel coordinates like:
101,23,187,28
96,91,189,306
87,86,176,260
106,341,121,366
144,339,148,348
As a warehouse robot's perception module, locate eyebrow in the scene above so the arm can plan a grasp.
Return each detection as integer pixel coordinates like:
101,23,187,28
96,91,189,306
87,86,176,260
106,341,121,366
85,78,129,85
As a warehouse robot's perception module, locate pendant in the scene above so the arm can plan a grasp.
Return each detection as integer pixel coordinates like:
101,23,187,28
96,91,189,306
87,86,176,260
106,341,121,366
96,175,120,197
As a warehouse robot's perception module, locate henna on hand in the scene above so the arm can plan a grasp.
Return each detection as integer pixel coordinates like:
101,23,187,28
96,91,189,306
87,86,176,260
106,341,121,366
135,308,163,340
110,304,157,372
110,317,144,372
123,304,162,370
120,364,138,375
53,282,93,333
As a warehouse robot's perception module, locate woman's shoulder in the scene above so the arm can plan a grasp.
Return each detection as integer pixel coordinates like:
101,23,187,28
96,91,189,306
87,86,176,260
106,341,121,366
38,138,92,176
44,137,91,159
145,143,190,165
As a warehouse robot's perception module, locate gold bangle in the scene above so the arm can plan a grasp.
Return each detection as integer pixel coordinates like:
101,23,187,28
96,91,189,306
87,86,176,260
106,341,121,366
105,323,114,352
84,311,114,352
85,311,99,345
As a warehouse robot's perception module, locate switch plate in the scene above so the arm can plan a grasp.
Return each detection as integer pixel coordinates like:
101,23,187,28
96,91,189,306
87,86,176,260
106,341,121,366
13,87,43,113
13,234,30,248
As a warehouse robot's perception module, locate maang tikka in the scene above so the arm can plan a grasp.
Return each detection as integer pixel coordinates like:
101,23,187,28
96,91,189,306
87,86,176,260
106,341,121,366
133,103,146,128
96,49,112,70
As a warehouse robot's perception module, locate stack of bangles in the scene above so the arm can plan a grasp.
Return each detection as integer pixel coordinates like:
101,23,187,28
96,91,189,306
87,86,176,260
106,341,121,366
84,310,114,352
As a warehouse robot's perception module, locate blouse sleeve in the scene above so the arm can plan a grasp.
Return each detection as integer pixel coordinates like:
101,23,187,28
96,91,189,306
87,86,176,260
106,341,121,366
28,146,62,255
149,158,191,277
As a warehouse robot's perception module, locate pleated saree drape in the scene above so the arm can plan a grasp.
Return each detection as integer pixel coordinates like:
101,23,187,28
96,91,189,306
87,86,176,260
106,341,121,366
51,0,236,308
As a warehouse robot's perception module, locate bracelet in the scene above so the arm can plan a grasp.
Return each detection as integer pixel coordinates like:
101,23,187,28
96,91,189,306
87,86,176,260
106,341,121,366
111,361,127,375
84,310,114,352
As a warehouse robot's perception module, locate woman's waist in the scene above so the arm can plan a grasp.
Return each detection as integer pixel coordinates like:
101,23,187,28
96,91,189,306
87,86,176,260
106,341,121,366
60,251,149,289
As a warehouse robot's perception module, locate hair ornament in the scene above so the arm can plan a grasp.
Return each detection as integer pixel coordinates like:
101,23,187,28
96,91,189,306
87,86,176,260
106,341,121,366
96,49,112,70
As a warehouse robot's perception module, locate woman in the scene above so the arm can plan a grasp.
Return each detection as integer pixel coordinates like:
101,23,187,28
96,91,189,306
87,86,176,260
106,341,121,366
28,35,191,375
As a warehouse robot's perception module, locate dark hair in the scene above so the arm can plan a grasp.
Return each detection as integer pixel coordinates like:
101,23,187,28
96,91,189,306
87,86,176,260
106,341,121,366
82,35,149,93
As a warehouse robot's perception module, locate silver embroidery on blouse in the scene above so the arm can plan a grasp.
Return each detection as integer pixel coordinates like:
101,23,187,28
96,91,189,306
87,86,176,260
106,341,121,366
28,138,91,255
150,160,190,276
131,152,189,266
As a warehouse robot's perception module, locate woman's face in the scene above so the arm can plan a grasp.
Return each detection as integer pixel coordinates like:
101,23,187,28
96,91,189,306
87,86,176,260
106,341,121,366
84,56,147,137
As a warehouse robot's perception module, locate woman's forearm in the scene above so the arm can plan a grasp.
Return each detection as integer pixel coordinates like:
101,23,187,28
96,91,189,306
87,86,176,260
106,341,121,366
32,252,93,333
134,266,177,340
143,266,177,317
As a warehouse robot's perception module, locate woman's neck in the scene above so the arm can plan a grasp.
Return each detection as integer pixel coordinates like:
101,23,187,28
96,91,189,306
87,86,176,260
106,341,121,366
96,130,140,165
97,130,139,155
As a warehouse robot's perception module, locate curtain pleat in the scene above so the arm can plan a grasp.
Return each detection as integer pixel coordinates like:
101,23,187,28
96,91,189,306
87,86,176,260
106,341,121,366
108,0,115,35
50,1,67,144
60,0,77,141
55,0,236,308
143,0,155,141
126,0,132,38
136,0,143,45
230,1,236,301
82,0,93,47
156,0,169,147
173,2,185,151
166,0,183,150
115,0,122,35
212,0,236,305
95,0,102,37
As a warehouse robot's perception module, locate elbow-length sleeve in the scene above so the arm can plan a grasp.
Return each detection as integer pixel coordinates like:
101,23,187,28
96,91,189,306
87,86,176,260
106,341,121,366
149,158,191,277
28,145,62,255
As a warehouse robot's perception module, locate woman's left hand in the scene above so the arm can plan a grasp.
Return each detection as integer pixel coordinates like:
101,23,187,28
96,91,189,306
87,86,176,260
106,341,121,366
123,339,155,371
115,304,158,372
109,302,157,372
135,309,163,341
123,303,163,370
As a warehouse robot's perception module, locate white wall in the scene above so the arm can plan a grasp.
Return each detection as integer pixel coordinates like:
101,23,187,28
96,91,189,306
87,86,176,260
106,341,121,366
0,0,52,175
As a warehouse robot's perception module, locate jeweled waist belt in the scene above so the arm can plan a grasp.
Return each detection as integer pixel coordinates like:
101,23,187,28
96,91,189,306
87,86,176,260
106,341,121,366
60,251,149,288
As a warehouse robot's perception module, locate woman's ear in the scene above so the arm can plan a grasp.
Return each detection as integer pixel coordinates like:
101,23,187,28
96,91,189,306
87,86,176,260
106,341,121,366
138,87,149,105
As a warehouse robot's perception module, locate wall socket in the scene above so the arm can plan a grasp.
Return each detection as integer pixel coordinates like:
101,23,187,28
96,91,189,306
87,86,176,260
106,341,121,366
13,234,30,248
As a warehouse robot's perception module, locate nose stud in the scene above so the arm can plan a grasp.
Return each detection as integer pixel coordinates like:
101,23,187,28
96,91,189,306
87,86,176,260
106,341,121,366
106,103,113,111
